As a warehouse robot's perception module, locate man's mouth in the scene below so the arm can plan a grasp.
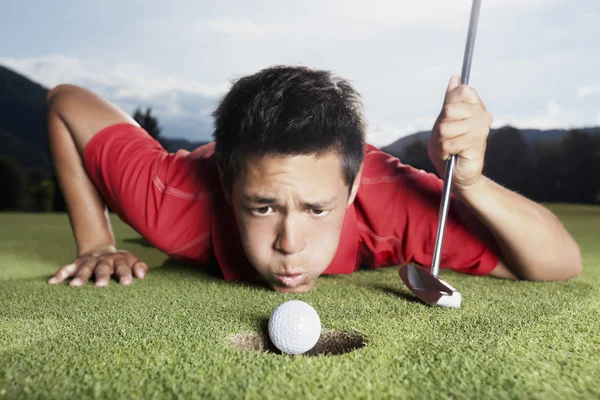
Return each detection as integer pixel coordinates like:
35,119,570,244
273,273,307,288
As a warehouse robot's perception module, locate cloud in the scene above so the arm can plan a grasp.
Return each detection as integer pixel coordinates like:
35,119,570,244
577,85,600,98
0,55,228,101
492,100,581,130
366,116,434,147
2,50,596,148
182,0,553,46
207,17,270,37
202,0,553,29
0,54,223,141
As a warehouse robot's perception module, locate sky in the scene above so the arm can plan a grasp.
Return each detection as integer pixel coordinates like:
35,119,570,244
1,0,599,146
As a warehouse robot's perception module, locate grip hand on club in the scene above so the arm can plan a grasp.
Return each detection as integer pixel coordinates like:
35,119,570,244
428,75,493,195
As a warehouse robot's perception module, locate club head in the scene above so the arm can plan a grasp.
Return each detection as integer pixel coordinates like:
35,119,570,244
399,264,462,308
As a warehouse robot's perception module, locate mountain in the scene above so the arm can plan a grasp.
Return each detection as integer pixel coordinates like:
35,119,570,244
0,65,51,172
381,130,430,157
382,126,600,158
161,138,209,153
0,65,210,176
2,63,599,174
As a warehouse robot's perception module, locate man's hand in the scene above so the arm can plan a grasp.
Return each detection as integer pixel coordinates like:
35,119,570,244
428,76,493,193
48,245,148,287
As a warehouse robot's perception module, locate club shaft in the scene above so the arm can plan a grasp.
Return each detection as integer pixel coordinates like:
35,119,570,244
431,0,482,277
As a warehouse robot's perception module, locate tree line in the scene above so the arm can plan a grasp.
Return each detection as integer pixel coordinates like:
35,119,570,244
399,126,600,205
0,107,162,212
1,116,599,212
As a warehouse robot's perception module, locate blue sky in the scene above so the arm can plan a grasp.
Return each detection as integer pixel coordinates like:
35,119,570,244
1,0,599,146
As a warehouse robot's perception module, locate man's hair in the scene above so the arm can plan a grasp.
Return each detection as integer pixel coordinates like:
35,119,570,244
212,65,366,192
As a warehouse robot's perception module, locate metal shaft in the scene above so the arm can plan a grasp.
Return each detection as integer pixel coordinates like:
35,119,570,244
431,0,482,277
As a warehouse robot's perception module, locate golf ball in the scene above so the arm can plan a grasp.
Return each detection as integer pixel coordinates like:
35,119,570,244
268,300,321,355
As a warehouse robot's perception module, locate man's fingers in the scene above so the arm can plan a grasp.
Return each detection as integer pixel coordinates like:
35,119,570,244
70,261,95,287
443,76,461,104
94,261,113,287
48,263,78,284
114,261,133,286
132,261,148,279
435,134,483,161
444,82,482,107
459,86,482,105
440,134,473,159
48,251,146,288
440,103,482,122
437,119,471,140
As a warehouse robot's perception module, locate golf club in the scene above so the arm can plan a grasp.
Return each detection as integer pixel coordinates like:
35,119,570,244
399,0,482,308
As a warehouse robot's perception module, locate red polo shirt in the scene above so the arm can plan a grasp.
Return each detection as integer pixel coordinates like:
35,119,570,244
84,123,500,281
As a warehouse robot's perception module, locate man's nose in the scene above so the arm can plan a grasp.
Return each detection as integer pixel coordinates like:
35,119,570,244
274,216,307,255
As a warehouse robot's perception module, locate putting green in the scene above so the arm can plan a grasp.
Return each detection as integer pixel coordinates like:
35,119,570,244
0,204,599,399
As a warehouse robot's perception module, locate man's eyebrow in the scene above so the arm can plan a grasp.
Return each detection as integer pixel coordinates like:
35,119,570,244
301,196,339,209
242,194,339,208
242,194,278,205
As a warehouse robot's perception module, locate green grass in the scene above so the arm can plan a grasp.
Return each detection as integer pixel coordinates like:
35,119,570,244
1,204,599,399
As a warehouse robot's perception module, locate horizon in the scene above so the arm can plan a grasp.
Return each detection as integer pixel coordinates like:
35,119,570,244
1,0,599,147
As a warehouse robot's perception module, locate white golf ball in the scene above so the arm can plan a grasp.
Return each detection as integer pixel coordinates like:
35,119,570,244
268,300,321,355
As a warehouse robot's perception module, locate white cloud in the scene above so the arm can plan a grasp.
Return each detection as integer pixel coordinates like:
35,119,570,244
207,17,270,37
492,100,580,130
366,116,434,147
330,0,552,24
578,85,600,98
0,55,228,101
2,50,596,146
0,54,224,141
180,0,555,47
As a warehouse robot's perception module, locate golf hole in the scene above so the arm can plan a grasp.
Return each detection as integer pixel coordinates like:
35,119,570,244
229,329,366,356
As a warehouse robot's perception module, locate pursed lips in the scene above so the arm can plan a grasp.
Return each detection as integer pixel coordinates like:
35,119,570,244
273,273,307,288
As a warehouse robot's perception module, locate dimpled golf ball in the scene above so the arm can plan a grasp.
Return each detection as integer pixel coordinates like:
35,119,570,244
268,300,321,355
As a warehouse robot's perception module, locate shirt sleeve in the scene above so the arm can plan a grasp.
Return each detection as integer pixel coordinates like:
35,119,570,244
83,123,216,263
355,147,500,276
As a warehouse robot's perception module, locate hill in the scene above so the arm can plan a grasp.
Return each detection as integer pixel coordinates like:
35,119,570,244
0,65,51,172
1,63,599,181
162,137,208,153
382,127,600,157
0,65,209,175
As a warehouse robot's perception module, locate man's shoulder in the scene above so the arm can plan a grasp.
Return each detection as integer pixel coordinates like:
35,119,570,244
362,143,425,179
358,143,441,206
188,141,217,160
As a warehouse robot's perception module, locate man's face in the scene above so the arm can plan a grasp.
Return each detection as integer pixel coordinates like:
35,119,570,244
229,151,360,293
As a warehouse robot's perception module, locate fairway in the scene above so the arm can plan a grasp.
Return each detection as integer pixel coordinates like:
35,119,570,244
1,204,599,399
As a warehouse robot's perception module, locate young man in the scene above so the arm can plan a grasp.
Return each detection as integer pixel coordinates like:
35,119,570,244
46,66,582,293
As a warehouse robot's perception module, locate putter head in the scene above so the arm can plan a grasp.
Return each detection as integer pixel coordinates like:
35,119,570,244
399,264,462,308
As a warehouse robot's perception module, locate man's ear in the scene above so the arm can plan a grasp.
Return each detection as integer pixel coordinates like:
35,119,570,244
347,163,363,207
217,165,232,204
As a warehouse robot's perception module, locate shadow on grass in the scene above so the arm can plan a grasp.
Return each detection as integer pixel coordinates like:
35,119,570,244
14,255,273,293
153,257,273,292
368,283,424,304
152,257,223,280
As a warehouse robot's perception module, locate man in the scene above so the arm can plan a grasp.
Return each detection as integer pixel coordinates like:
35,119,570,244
46,66,582,293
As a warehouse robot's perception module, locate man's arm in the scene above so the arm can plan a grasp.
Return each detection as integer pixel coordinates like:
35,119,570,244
48,85,121,255
47,84,148,286
428,76,582,282
457,177,582,281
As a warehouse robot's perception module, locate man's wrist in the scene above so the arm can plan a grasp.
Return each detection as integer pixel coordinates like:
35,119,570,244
77,242,116,257
453,176,489,203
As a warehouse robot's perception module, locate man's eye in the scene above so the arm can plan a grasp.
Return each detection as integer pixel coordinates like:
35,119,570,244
310,209,330,217
251,206,273,216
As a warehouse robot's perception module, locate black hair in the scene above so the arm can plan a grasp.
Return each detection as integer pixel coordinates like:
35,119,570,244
212,65,366,193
